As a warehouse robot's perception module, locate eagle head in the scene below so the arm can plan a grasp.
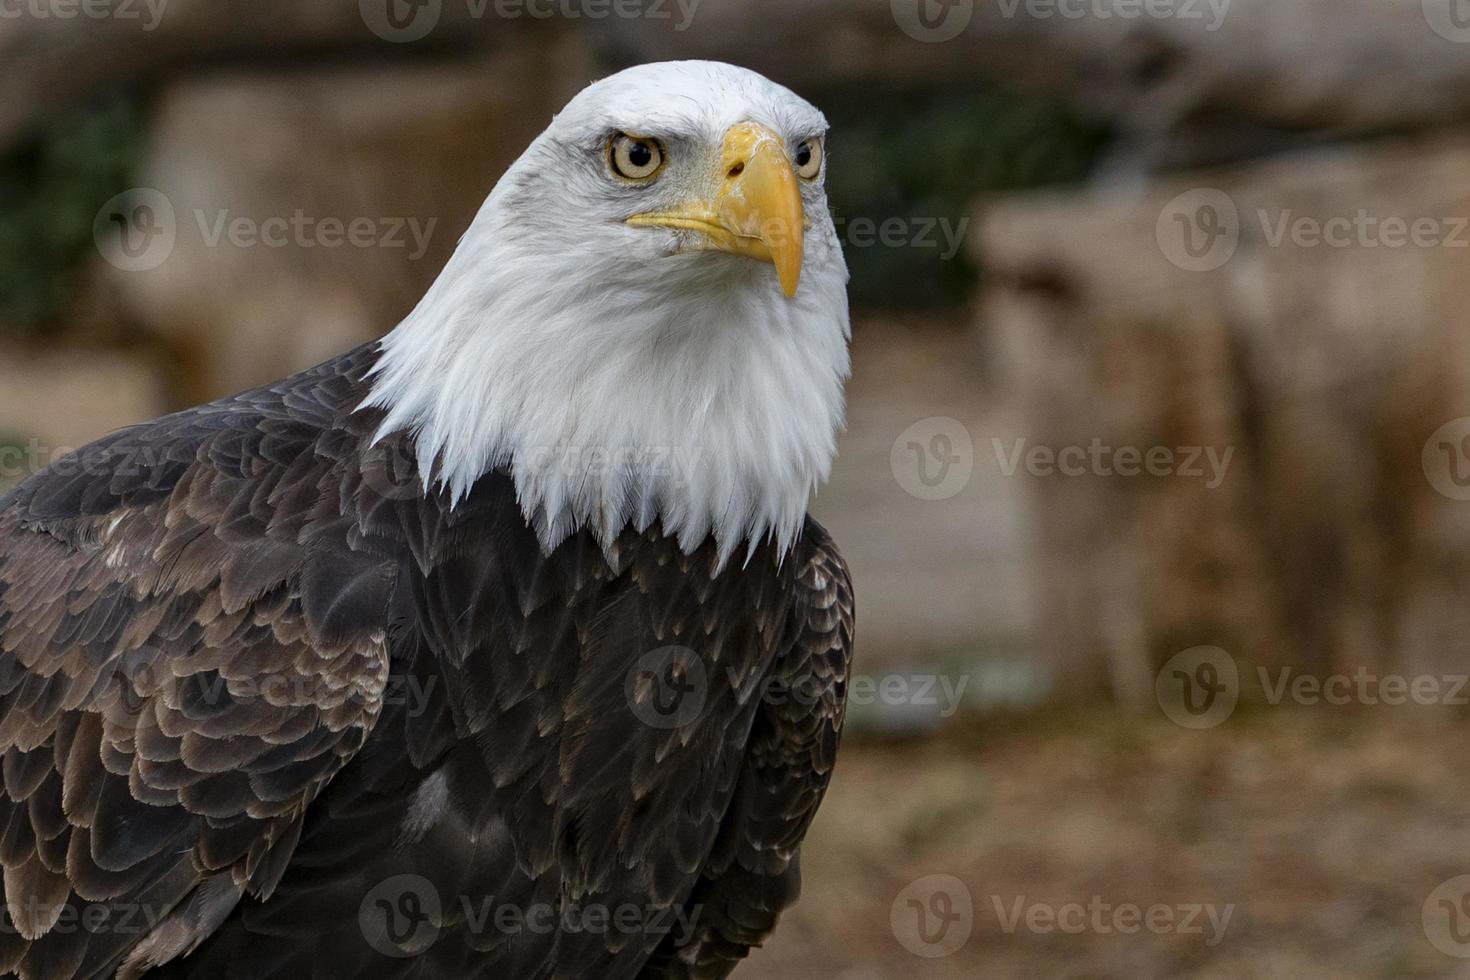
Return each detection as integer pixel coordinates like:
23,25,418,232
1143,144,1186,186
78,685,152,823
367,61,852,565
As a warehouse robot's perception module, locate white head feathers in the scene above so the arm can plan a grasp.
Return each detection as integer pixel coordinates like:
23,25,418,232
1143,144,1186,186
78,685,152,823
363,61,851,566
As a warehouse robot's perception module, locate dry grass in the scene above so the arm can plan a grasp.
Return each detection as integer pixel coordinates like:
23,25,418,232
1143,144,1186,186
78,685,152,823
747,708,1470,979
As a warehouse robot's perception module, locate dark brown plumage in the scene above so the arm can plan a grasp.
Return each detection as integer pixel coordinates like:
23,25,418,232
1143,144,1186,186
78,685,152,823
0,344,853,979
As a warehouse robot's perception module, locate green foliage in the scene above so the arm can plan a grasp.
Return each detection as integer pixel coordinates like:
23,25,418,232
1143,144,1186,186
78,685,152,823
0,95,147,332
822,85,1111,312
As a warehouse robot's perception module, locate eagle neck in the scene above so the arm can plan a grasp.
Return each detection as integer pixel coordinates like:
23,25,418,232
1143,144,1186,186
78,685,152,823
359,231,851,568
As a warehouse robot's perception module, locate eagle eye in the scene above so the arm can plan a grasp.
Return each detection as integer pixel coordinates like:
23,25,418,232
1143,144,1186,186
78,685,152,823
610,134,665,182
794,138,823,181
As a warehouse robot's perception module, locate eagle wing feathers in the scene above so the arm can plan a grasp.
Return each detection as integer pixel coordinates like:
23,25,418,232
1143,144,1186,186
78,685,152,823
0,354,395,980
641,524,854,979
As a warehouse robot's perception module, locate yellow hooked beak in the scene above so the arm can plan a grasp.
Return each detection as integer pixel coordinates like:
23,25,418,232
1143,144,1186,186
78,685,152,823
627,122,806,298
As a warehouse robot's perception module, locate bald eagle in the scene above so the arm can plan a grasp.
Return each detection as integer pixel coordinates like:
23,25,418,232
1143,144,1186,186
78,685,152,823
0,62,853,979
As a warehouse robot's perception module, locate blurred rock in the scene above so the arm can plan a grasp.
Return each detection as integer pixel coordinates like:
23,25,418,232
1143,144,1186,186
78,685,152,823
974,136,1470,699
12,0,1470,174
0,346,168,484
814,319,1039,682
599,0,1470,173
0,0,578,152
102,39,590,399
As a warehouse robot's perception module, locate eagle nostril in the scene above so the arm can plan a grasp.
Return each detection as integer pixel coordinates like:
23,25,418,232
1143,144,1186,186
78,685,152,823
727,161,745,179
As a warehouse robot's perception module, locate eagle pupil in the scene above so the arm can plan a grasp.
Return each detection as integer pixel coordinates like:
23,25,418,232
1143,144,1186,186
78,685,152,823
629,143,652,168
796,144,812,167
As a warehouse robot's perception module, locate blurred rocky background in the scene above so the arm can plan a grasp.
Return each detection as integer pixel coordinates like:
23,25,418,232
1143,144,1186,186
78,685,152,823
7,1,1470,977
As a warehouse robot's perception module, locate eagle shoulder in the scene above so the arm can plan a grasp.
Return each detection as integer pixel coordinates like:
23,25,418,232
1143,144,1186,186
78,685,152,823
0,347,397,978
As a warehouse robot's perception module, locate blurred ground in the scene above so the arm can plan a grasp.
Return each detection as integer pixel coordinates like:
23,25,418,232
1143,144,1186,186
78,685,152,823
754,709,1470,980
